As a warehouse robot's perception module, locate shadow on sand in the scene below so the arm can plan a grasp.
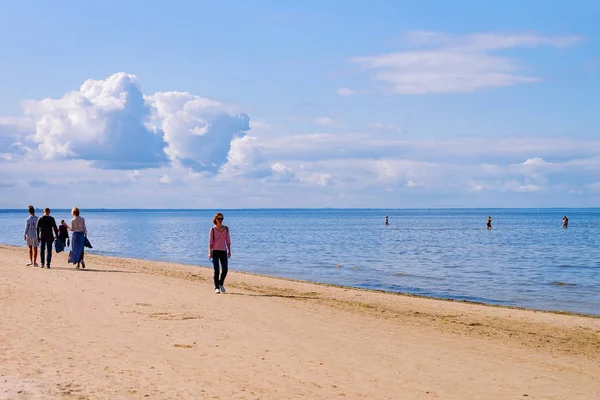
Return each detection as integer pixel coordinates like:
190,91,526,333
49,266,137,274
227,292,318,300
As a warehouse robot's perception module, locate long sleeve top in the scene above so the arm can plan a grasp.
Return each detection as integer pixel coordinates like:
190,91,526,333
36,215,58,240
70,216,87,235
209,226,231,251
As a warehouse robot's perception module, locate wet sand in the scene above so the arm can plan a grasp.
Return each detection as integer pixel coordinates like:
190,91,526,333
1,244,599,399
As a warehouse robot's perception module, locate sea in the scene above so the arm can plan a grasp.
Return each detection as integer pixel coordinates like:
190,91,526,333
1,208,599,316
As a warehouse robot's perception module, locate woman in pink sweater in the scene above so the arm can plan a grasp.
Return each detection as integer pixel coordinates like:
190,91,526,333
208,212,231,294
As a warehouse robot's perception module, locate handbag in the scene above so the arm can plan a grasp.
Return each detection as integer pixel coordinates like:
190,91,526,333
55,238,65,253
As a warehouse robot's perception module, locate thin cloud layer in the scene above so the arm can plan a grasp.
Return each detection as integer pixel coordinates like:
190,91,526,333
259,133,600,164
337,88,358,96
246,130,600,201
352,31,582,94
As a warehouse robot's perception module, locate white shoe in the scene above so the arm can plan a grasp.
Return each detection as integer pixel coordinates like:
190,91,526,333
34,263,39,268
26,261,33,266
219,285,226,293
215,288,220,294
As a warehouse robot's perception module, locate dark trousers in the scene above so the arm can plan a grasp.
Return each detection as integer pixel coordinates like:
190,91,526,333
212,250,228,288
40,238,54,266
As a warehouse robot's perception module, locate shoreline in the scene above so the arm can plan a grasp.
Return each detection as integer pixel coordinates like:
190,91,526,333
2,244,599,399
5,243,597,319
224,268,600,320
229,270,600,319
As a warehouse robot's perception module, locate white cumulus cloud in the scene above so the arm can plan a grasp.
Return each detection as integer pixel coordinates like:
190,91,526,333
24,73,168,169
21,73,251,172
270,162,297,182
148,91,249,172
219,136,273,179
219,135,297,181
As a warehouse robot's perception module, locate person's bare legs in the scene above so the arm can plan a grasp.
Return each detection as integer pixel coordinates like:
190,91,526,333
28,245,38,265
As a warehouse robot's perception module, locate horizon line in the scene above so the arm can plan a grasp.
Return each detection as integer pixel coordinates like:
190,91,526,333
1,207,598,211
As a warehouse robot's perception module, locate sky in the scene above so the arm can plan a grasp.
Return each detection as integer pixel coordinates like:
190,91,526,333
1,0,599,208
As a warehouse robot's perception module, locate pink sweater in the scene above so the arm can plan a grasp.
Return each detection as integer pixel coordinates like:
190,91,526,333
209,226,231,251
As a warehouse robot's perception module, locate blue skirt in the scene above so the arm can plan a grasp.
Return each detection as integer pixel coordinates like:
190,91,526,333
68,232,85,264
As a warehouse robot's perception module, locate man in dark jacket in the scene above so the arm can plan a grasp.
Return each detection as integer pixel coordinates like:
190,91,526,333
36,208,58,269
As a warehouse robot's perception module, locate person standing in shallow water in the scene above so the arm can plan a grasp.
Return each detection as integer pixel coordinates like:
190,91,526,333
486,216,492,230
208,212,231,294
562,216,569,228
24,205,39,267
385,216,389,225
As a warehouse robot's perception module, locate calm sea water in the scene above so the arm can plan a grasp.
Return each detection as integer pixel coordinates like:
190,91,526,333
1,209,599,315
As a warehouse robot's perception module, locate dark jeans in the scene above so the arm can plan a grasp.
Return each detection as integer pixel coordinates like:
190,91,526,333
212,250,228,288
40,238,54,266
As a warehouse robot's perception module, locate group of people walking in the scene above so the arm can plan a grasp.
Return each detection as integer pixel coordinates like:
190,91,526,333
23,207,232,294
24,207,573,293
23,206,89,269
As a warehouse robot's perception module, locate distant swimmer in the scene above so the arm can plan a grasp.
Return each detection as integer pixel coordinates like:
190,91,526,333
486,216,492,230
385,216,389,225
562,216,569,228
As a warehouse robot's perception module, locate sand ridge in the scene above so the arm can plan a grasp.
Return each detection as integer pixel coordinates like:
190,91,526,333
1,244,599,399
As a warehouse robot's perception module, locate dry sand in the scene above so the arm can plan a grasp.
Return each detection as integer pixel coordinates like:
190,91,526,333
1,244,599,399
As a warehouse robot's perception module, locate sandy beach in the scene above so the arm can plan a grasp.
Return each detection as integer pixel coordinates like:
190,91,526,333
1,244,599,399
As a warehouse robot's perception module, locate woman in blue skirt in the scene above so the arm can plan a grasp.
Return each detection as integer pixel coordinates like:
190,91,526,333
68,207,88,269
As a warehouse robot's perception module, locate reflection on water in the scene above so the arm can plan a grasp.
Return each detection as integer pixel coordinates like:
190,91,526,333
1,208,599,315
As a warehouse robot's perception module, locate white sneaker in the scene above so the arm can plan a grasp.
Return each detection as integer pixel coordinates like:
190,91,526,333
215,288,220,294
26,261,33,266
219,285,226,293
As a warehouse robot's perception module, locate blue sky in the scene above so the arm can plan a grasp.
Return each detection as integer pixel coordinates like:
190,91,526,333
1,0,599,208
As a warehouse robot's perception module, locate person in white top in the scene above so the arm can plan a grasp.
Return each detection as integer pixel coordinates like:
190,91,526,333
68,207,88,269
